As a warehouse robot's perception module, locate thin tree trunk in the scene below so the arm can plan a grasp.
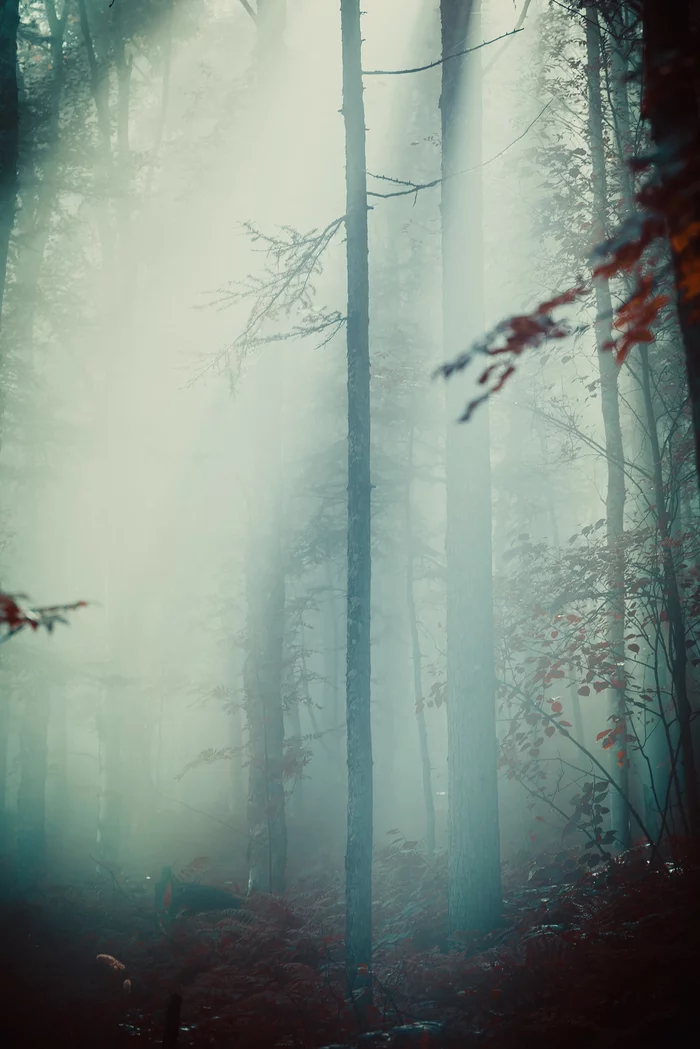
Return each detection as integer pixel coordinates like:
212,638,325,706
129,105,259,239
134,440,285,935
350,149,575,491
0,0,19,329
340,0,373,1000
16,690,51,880
50,685,68,862
96,694,124,866
568,671,585,744
286,690,303,821
586,6,631,848
145,0,173,195
0,689,8,822
76,0,116,273
441,0,502,935
639,344,700,836
229,684,245,822
323,560,343,776
242,0,289,896
642,0,700,490
243,474,287,894
405,424,436,855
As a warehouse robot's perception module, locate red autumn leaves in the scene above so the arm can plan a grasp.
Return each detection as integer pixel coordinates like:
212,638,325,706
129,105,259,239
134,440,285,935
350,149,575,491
0,591,87,642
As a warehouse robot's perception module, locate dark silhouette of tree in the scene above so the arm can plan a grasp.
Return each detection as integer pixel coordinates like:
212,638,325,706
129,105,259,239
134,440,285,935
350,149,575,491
340,0,373,1004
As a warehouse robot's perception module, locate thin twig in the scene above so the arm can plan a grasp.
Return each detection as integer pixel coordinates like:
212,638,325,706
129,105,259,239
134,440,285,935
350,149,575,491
367,101,553,200
363,28,523,76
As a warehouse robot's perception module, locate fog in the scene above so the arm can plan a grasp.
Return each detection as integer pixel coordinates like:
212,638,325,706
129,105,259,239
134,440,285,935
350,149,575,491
0,0,661,893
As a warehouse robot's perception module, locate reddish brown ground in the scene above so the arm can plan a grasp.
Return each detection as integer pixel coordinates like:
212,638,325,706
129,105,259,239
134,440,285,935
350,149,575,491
0,847,698,1049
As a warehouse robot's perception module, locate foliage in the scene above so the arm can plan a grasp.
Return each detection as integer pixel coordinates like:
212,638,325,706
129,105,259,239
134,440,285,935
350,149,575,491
1,846,699,1047
0,590,87,644
439,4,700,426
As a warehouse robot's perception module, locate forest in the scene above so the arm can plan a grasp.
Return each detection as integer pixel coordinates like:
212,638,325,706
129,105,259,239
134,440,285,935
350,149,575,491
0,0,698,1046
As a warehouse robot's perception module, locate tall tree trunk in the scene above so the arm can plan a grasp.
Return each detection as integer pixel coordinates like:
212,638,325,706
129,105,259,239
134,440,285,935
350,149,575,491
405,424,436,855
441,0,502,935
96,691,124,866
638,344,700,836
323,560,343,774
229,676,245,823
16,689,51,880
8,1,69,347
642,0,700,489
568,672,585,744
92,1,135,871
77,0,116,272
242,0,289,898
0,689,8,824
243,430,287,894
340,0,373,999
0,0,19,329
586,6,631,848
49,684,68,864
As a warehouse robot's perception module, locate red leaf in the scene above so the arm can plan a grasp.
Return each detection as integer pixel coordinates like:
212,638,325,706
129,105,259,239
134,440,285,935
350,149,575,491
578,686,590,696
551,701,563,713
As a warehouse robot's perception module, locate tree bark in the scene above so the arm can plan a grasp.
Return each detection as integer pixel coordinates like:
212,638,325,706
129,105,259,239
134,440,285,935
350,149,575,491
96,692,124,866
243,442,287,894
638,344,700,837
0,0,19,329
405,424,436,855
586,5,631,848
642,0,700,490
340,0,373,999
441,0,502,935
17,690,51,880
242,0,289,898
0,689,8,823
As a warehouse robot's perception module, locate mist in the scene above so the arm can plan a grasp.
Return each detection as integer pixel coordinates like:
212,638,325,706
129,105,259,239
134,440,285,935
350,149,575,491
1,0,699,1046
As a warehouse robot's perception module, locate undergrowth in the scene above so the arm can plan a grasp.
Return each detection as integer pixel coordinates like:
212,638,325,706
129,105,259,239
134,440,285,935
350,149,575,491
0,840,698,1048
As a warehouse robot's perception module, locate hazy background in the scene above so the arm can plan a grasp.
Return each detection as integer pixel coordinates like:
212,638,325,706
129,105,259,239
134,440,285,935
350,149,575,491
0,0,620,886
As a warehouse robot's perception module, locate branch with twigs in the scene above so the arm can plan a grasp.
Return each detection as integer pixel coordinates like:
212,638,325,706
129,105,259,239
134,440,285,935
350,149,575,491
189,218,346,387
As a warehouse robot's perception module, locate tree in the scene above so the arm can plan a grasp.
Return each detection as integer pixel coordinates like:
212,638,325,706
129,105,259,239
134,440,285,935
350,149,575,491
441,0,502,935
405,421,436,856
242,0,288,897
340,0,373,1000
0,0,19,328
585,4,630,847
438,1,700,499
641,0,700,487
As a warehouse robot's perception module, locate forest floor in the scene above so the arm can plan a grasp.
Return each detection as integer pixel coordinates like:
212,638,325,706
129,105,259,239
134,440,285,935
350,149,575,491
0,843,698,1049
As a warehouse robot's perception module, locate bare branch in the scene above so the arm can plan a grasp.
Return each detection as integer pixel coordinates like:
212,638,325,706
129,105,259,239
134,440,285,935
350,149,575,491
367,101,553,200
187,217,345,387
484,0,533,74
237,0,257,23
362,28,524,77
